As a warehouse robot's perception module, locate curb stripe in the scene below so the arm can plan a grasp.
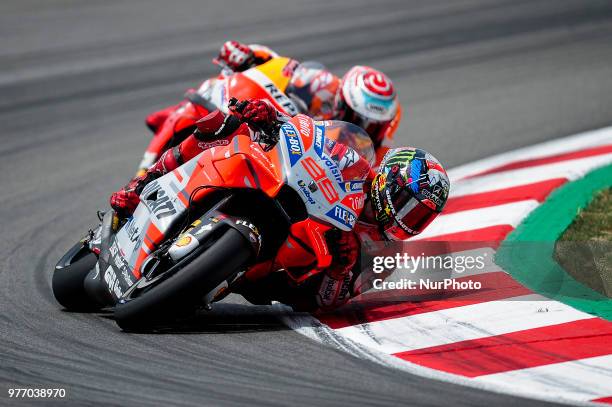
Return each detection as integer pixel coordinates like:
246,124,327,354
332,295,590,355
475,355,612,402
465,144,612,179
443,178,567,214
394,318,612,377
288,127,612,405
417,225,514,243
414,200,538,240
497,163,612,320
450,153,612,198
448,126,612,181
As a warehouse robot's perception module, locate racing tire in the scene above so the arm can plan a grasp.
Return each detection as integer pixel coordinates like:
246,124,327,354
114,228,252,332
52,250,100,311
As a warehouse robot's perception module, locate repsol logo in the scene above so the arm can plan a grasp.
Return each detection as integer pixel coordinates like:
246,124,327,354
264,83,298,115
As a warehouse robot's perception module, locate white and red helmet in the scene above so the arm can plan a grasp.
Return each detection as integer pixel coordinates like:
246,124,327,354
334,66,399,146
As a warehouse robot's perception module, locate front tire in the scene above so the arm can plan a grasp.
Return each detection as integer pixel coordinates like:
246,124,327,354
52,245,99,311
114,228,252,331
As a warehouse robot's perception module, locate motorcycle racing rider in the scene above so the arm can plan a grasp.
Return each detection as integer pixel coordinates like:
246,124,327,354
144,41,402,166
110,98,449,313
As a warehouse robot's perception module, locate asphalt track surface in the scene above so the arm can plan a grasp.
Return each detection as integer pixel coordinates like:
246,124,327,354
1,1,612,405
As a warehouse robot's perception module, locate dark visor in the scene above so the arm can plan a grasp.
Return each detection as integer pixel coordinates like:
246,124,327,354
383,195,438,240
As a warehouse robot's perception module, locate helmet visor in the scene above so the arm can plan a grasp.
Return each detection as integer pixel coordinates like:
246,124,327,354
383,195,438,241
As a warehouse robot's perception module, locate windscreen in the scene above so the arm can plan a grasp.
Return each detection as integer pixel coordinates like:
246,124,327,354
322,121,375,166
321,121,375,182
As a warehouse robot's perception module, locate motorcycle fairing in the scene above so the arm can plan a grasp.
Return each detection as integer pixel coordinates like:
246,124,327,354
182,134,285,201
277,115,365,231
143,57,299,168
104,114,371,303
238,59,299,116
112,154,201,283
110,133,284,293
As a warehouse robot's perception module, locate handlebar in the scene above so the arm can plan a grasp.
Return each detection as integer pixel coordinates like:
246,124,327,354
228,97,281,152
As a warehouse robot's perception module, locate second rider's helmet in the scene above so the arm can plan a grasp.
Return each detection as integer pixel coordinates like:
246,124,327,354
334,66,399,148
370,147,450,241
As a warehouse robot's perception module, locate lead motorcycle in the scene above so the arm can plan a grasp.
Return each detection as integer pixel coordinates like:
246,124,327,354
137,56,301,175
52,106,374,331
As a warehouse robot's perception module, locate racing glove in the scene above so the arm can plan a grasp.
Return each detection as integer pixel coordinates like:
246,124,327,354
109,175,148,218
315,230,360,311
230,98,280,136
213,41,255,72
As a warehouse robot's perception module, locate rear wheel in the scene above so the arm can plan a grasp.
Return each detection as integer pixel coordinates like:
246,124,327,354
114,228,252,331
52,244,100,311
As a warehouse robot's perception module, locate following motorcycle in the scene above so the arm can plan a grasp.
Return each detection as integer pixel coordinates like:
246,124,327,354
137,57,301,174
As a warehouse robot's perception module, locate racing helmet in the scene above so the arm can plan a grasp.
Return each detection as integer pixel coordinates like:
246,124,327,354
334,66,398,147
371,147,449,241
286,61,339,120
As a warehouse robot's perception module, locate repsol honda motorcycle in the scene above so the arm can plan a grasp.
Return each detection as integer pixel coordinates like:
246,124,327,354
52,109,374,331
137,57,301,175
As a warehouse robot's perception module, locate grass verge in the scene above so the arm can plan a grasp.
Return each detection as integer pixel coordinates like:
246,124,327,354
554,188,612,297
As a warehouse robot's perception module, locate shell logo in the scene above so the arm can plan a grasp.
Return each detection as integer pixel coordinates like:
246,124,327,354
175,235,192,247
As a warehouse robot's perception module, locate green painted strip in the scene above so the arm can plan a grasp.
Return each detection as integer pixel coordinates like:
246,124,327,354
496,164,612,320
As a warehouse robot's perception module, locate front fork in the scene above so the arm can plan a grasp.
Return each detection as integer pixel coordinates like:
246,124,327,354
123,209,261,309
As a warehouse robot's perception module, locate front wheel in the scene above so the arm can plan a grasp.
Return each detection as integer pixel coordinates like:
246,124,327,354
52,243,100,311
114,228,253,331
